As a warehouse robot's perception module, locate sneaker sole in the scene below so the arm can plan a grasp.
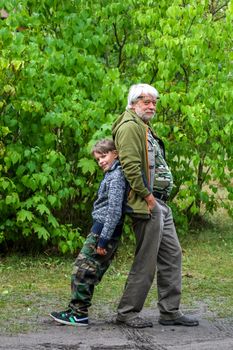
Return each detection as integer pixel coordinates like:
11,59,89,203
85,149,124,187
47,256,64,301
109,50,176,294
49,313,88,326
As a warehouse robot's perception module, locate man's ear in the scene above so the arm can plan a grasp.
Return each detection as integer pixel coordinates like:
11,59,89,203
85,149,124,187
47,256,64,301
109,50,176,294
130,105,135,112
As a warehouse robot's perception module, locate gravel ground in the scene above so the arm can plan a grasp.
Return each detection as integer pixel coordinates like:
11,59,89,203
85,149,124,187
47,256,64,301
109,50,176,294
1,305,233,350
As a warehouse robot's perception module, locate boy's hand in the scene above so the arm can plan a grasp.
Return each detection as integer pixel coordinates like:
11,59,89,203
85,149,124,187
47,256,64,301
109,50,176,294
96,246,107,256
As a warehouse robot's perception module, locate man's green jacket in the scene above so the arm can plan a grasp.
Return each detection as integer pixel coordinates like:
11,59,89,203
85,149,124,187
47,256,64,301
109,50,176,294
112,109,165,217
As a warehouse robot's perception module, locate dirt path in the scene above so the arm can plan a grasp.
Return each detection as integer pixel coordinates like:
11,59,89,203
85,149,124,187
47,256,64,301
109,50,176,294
1,307,233,350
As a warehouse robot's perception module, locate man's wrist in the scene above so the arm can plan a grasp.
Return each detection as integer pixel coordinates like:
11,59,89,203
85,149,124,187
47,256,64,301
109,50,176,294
144,193,153,201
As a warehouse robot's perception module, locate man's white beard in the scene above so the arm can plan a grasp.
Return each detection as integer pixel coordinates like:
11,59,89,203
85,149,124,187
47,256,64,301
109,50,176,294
141,114,154,123
134,106,154,122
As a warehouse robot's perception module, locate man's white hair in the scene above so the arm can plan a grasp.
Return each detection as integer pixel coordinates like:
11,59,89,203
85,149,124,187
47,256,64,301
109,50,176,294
127,83,159,109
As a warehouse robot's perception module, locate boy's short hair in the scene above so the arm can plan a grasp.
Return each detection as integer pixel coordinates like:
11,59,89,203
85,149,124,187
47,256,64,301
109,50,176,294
92,139,116,155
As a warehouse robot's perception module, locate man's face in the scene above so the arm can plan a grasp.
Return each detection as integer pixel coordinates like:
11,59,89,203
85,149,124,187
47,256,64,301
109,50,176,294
131,94,157,123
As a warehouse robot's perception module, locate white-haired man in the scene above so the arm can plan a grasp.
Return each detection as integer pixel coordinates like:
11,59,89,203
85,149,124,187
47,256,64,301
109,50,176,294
112,83,199,328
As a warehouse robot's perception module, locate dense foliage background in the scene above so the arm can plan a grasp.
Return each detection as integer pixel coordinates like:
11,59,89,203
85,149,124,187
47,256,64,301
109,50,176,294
0,0,232,253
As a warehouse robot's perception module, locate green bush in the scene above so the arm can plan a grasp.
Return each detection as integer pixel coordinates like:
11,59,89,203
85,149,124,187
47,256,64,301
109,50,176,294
0,0,232,253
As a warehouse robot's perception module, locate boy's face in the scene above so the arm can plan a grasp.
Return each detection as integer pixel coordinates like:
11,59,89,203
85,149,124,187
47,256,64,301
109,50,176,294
94,151,118,172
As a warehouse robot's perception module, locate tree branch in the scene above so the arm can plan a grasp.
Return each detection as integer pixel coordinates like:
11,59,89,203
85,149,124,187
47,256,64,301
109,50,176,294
113,22,127,68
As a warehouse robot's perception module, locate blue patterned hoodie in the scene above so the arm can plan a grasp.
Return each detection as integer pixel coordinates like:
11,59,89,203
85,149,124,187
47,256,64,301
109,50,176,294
91,160,126,248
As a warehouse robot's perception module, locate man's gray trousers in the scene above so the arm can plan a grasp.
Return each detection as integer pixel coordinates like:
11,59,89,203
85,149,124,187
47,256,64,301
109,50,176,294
117,199,183,321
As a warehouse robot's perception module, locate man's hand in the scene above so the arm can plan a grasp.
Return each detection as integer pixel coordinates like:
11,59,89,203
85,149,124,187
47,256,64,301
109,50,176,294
96,246,107,256
144,193,156,211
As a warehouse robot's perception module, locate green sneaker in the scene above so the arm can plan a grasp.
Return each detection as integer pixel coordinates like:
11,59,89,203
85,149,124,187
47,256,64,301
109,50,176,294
50,309,88,326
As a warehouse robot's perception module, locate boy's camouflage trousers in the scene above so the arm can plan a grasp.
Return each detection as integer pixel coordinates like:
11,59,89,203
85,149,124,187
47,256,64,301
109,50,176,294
69,232,119,316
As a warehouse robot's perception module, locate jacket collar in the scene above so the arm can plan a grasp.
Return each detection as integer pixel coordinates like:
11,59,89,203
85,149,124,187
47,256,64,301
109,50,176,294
108,159,120,172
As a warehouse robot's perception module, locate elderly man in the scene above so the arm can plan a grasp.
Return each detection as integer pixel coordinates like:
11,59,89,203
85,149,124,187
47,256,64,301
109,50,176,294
112,83,199,328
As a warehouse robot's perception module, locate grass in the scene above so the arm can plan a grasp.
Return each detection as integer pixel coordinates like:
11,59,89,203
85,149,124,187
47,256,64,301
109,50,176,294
0,211,232,334
180,212,233,317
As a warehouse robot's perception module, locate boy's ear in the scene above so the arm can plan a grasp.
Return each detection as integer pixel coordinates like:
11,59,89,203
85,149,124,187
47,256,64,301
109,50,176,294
114,150,118,158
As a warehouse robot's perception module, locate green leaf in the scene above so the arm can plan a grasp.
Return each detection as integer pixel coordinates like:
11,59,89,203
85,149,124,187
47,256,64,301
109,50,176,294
48,214,59,228
17,209,34,222
5,192,19,206
47,195,57,206
36,204,50,215
32,224,50,241
0,178,10,190
21,175,38,191
7,150,22,165
77,158,96,174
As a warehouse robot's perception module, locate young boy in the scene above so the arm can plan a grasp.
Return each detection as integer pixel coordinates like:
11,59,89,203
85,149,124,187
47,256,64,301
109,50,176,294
50,139,126,326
